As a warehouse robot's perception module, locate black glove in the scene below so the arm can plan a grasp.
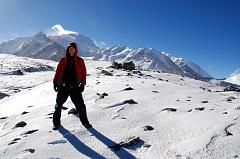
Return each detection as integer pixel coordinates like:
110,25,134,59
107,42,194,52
53,82,59,92
79,83,85,93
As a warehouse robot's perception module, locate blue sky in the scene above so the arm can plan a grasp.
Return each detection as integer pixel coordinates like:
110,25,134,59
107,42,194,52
0,0,239,78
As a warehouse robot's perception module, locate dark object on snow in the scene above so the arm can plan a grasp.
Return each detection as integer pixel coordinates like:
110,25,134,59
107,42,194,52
132,70,143,76
195,107,205,111
109,136,141,151
236,106,240,110
123,61,135,71
52,124,60,130
112,61,123,69
143,125,154,131
0,116,8,120
0,91,9,99
8,141,17,145
21,129,39,135
225,125,234,136
152,90,159,93
68,108,79,115
226,96,236,102
224,85,240,92
162,108,177,112
123,99,138,104
23,148,35,153
8,138,21,145
201,100,209,103
15,121,27,128
101,70,113,76
123,87,134,91
142,143,151,148
96,92,108,99
12,69,24,75
21,111,29,115
187,109,193,112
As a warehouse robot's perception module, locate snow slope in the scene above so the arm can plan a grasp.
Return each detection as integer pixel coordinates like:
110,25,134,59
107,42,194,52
0,57,240,159
226,68,240,85
0,54,56,95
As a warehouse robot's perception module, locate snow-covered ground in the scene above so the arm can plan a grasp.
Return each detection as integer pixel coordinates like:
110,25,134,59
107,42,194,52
0,56,240,159
0,54,56,95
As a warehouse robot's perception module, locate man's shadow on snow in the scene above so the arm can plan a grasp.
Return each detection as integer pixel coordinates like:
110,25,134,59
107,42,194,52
58,125,136,159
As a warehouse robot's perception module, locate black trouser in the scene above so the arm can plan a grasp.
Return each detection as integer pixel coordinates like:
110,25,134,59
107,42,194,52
53,84,90,126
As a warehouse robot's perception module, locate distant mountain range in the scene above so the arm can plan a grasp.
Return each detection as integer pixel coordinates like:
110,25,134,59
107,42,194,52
0,29,213,79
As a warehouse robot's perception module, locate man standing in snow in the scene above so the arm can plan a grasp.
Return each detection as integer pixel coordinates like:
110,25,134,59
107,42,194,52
52,42,92,130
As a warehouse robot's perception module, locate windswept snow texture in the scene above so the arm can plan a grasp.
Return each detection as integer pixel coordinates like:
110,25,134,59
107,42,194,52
226,68,240,85
0,57,240,159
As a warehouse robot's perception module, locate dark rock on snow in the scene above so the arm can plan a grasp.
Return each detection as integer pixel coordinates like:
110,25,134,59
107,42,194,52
201,100,209,103
21,129,39,135
143,125,154,131
109,136,141,151
123,87,134,91
15,121,27,128
226,96,236,102
195,107,205,111
21,111,29,115
123,99,138,104
224,85,240,92
23,148,35,153
162,108,177,112
96,92,108,99
101,70,113,76
0,116,8,120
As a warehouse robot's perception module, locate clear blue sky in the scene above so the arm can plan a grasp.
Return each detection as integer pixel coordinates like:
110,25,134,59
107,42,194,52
0,0,239,78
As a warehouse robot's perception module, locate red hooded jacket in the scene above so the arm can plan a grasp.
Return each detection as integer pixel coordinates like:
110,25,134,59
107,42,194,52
53,43,86,86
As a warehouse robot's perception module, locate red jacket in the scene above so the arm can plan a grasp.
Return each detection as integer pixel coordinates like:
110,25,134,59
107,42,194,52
53,43,87,85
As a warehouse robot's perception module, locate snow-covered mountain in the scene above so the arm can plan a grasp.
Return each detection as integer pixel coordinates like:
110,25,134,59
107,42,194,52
94,45,185,75
0,27,211,79
48,33,99,57
226,68,240,85
0,32,65,61
164,53,212,79
0,56,240,159
13,32,65,61
94,45,212,78
0,37,30,53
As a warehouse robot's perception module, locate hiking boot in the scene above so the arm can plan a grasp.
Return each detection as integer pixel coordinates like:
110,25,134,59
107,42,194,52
52,124,60,130
83,123,92,129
